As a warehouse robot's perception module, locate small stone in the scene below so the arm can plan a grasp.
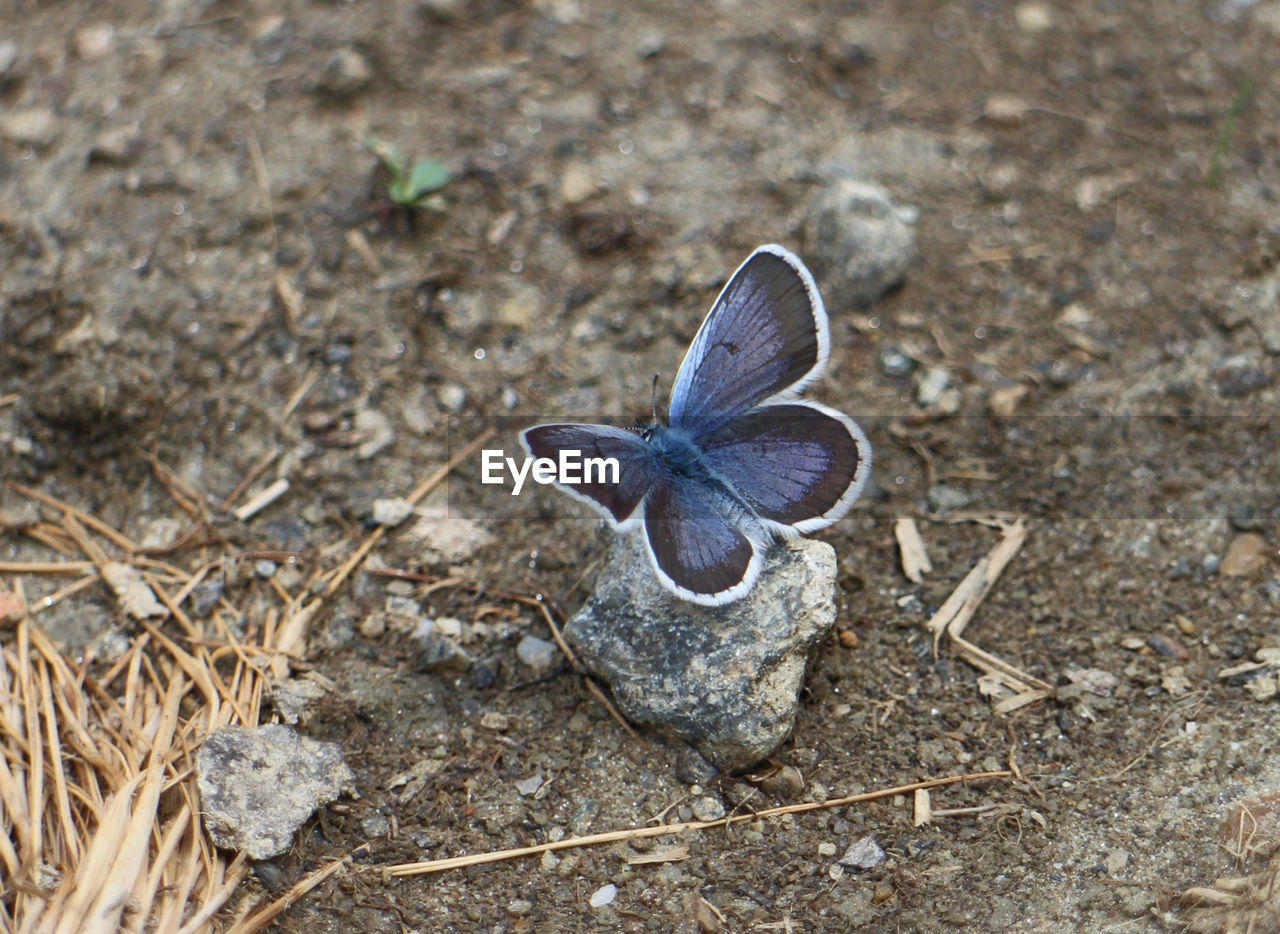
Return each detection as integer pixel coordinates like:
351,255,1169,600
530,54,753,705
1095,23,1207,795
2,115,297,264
927,484,971,513
371,497,414,527
758,764,805,798
1166,557,1193,580
560,161,597,204
515,774,544,796
73,22,115,60
839,835,886,870
353,408,394,459
506,898,534,917
1244,674,1279,701
806,178,916,310
1103,848,1129,875
480,711,511,731
410,506,494,564
254,559,278,579
196,725,355,859
437,383,467,413
691,796,725,821
516,634,558,671
1014,2,1054,33
589,883,617,908
0,107,58,148
1203,554,1222,576
915,367,951,407
878,344,917,378
319,47,373,96
361,811,391,838
88,123,143,166
1221,533,1268,577
675,747,719,785
818,841,838,857
1213,354,1271,398
270,677,327,724
1228,502,1266,532
0,41,17,74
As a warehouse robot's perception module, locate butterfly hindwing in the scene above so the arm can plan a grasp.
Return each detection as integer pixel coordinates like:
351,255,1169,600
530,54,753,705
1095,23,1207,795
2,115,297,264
641,478,765,605
668,244,828,436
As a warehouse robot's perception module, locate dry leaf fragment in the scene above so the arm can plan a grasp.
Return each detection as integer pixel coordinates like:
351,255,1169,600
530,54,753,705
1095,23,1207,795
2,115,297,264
101,562,167,619
894,516,933,583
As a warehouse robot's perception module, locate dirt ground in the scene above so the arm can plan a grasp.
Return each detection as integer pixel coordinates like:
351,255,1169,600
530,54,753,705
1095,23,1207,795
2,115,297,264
4,0,1280,931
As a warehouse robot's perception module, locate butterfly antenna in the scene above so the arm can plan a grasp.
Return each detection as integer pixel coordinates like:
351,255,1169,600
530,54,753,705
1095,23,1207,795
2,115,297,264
650,374,660,425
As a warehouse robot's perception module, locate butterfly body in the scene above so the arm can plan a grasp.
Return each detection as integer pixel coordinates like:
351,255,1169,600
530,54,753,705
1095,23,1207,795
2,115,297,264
523,244,871,606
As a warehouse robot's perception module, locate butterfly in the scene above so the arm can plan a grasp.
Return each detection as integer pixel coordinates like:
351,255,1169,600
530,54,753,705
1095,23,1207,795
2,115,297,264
521,244,871,606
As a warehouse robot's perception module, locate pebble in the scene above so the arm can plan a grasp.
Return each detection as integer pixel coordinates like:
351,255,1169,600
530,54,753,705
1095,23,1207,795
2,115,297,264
818,841,838,857
839,835,886,870
437,383,467,413
878,344,917,378
319,47,373,96
805,178,917,310
88,123,143,166
560,161,598,204
1228,502,1266,532
73,22,114,59
1165,557,1193,580
506,898,534,917
516,634,558,671
927,484,972,513
691,796,726,821
254,559,278,579
360,811,391,838
1202,554,1222,576
758,763,805,798
371,497,414,527
480,711,510,731
514,774,543,796
0,107,58,148
0,40,17,74
1213,354,1271,398
589,883,617,908
1014,2,1054,33
1220,533,1267,577
914,367,951,407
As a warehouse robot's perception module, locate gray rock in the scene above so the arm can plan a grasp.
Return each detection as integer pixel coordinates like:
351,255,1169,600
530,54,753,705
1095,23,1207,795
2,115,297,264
565,534,839,772
805,178,916,310
196,724,355,859
927,483,972,513
516,634,559,671
839,834,887,869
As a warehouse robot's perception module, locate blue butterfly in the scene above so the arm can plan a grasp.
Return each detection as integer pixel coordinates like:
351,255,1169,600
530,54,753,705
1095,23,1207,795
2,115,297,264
521,244,872,606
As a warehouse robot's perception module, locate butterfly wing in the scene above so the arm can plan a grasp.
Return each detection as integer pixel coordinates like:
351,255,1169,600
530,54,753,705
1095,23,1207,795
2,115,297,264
520,424,655,529
694,401,872,534
641,478,766,606
668,244,829,437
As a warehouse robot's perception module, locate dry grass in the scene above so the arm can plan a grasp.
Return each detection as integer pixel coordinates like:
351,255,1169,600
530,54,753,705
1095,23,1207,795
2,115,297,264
0,432,493,932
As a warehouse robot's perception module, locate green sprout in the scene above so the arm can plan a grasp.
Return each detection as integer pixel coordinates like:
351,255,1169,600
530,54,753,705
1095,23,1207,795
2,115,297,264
365,137,451,208
1206,79,1252,188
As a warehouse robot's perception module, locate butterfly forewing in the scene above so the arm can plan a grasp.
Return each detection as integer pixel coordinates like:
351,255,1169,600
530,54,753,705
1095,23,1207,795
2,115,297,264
668,245,828,437
695,402,871,533
520,424,655,527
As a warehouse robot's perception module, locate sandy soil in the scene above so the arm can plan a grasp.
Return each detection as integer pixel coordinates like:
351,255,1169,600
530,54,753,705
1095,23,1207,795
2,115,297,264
3,0,1280,930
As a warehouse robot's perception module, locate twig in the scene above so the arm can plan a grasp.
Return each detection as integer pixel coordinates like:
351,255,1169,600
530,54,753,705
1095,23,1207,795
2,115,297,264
384,769,1014,877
